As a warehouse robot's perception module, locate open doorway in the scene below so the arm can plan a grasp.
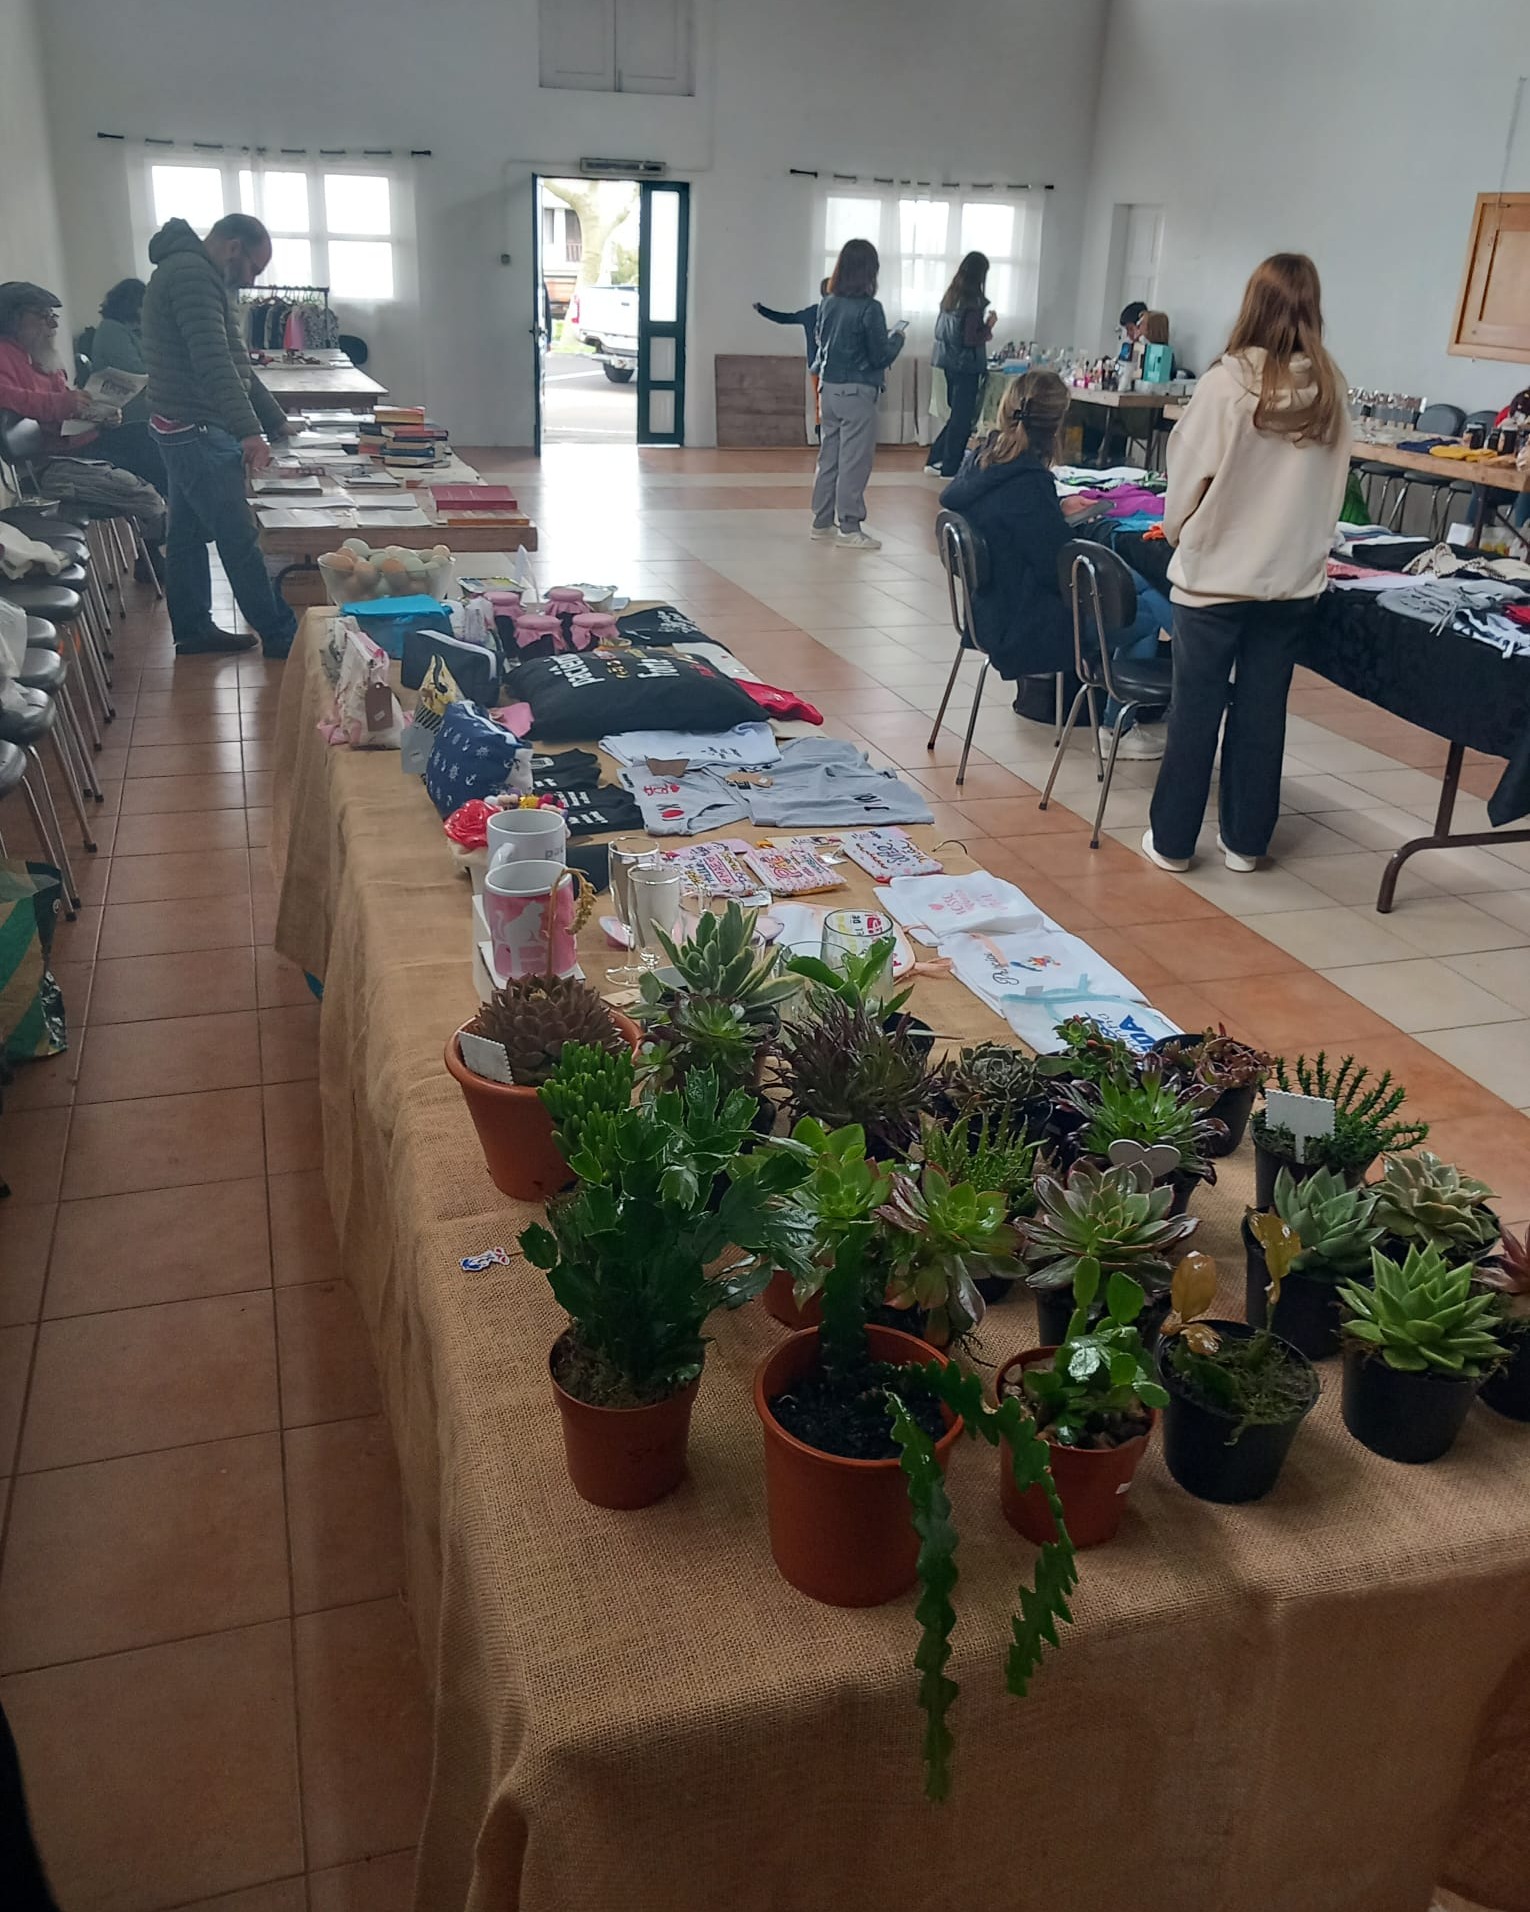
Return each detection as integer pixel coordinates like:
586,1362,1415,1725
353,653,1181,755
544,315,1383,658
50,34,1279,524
537,177,640,446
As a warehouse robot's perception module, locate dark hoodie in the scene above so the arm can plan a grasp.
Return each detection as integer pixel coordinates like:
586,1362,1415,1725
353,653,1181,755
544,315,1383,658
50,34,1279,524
142,218,287,442
939,450,1073,678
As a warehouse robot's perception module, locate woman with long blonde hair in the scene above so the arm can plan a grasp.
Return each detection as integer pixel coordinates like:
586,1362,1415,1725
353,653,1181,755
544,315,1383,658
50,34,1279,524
1142,252,1350,873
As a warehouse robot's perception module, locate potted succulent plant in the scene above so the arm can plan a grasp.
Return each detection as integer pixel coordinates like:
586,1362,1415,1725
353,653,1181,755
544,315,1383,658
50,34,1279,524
1250,1053,1428,1209
1156,1251,1320,1503
635,902,800,1121
1338,1244,1506,1463
444,974,640,1200
1477,1228,1530,1421
995,1256,1166,1547
773,995,937,1160
1243,1166,1384,1359
919,1113,1039,1301
1046,1014,1138,1084
521,1062,808,1508
1369,1151,1500,1263
753,1139,1078,1800
785,930,913,1020
1150,1027,1273,1157
1021,1159,1201,1347
1060,1063,1224,1212
939,1040,1078,1157
760,1118,889,1331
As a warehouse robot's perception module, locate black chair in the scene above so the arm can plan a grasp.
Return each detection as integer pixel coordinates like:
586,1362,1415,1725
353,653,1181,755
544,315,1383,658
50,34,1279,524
1039,539,1175,849
0,681,80,913
1439,408,1516,540
1372,402,1467,534
338,334,369,367
926,507,1062,785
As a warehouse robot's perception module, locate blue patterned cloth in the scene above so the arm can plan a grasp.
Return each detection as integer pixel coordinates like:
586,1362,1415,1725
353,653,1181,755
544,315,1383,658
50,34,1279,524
423,699,525,817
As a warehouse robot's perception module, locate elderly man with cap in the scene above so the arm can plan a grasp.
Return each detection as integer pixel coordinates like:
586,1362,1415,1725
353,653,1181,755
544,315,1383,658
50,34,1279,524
0,278,167,576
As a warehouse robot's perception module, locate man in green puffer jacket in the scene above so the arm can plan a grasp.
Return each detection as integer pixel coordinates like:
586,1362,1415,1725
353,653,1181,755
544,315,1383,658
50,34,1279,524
143,214,298,656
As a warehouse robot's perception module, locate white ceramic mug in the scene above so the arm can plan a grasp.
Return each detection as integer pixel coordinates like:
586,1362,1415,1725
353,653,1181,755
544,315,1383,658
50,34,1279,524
484,860,592,980
487,806,568,874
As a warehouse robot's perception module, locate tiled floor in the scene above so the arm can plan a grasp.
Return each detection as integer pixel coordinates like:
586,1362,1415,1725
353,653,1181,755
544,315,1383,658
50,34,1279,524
0,441,1525,1909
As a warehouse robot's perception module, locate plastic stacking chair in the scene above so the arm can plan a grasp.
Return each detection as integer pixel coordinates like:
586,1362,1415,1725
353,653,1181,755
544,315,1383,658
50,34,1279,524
1039,539,1175,849
926,507,1062,786
0,680,80,914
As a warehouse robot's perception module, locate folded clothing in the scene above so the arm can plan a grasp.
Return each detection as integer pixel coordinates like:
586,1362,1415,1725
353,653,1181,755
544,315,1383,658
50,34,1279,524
601,722,780,770
746,739,933,829
507,647,763,742
619,765,749,836
615,604,711,646
737,680,823,724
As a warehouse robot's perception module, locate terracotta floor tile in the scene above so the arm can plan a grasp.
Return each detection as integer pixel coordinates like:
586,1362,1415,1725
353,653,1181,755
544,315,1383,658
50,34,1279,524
294,1598,431,1872
126,740,248,779
276,1281,380,1427
0,1620,302,1912
98,892,255,961
76,1010,262,1102
114,809,249,857
89,946,257,1025
106,848,252,906
243,739,274,772
1337,1031,1512,1125
47,1176,271,1316
1143,984,1228,1036
49,901,103,963
0,1324,34,1474
256,946,316,1007
308,1849,416,1912
1413,1112,1530,1224
0,1433,288,1669
1057,867,1222,929
247,807,273,849
172,1882,306,1912
1197,971,1391,1054
263,1078,323,1175
286,1417,404,1613
132,689,242,720
258,1003,320,1083
21,1290,278,1469
268,1169,339,1286
1072,927,1176,993
1126,916,1302,984
63,1086,265,1199
1011,830,1143,881
0,1049,75,1112
253,892,278,942
0,1107,69,1204
129,713,244,748
0,1204,53,1325
245,770,275,806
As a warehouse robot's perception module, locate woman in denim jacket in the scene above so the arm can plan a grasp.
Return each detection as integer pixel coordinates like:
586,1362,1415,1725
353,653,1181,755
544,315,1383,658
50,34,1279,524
809,239,905,550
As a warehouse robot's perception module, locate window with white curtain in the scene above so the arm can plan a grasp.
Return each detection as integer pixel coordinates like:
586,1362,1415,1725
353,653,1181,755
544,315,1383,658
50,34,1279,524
145,156,410,301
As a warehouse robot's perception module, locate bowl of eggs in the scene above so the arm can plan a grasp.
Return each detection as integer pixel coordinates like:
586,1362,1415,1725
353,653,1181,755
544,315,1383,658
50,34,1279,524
319,540,455,606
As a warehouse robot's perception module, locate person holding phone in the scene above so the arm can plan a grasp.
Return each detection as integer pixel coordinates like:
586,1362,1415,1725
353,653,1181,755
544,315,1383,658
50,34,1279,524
809,239,905,550
926,252,995,478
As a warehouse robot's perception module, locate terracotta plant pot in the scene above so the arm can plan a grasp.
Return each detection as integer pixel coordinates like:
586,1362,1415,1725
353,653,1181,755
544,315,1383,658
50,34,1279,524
754,1324,961,1606
762,1266,822,1331
445,1011,640,1203
995,1347,1155,1548
549,1333,699,1509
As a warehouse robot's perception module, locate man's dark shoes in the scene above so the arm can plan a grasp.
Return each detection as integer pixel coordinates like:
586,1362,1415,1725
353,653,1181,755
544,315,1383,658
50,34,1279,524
175,626,257,655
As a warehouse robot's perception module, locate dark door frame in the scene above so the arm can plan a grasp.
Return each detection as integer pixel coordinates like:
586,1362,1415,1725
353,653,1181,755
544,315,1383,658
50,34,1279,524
636,179,690,448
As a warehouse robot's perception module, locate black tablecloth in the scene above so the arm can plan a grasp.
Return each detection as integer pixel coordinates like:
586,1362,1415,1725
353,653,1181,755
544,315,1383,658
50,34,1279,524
1116,532,1530,825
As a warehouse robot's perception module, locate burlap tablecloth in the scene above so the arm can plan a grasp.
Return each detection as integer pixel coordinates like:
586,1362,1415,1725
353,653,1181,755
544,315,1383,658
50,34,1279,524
272,612,1530,1912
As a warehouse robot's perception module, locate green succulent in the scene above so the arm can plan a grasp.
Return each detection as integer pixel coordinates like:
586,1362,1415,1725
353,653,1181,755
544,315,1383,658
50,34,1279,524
1046,1015,1138,1084
637,901,800,1027
641,991,763,1097
1271,1165,1383,1280
785,933,912,1019
877,1165,1018,1348
537,1040,637,1171
1370,1151,1500,1259
941,1041,1056,1131
1061,1066,1221,1173
1022,1160,1200,1293
774,997,935,1159
920,1114,1038,1219
1339,1242,1507,1376
1253,1052,1429,1177
1013,1259,1168,1446
1152,1028,1272,1094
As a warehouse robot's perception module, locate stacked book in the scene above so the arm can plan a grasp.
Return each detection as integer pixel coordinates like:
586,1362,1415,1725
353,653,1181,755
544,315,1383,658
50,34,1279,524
429,483,530,528
359,404,452,470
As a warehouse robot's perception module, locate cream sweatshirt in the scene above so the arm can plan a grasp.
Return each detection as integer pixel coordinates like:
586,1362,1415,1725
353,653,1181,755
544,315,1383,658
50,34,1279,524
1164,347,1352,607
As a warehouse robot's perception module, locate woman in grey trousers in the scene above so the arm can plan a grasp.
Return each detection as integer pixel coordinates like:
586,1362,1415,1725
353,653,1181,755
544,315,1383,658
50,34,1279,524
810,238,905,551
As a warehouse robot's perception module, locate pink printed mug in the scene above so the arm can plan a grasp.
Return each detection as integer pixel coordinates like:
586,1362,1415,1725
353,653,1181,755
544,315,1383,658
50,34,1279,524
483,860,593,980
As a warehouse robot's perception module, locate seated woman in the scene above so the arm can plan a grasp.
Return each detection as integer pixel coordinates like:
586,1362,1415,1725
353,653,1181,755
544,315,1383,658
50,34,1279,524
86,277,166,493
939,370,1172,759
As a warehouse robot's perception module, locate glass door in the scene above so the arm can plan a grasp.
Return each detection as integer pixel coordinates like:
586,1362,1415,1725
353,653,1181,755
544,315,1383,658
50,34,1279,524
637,181,689,446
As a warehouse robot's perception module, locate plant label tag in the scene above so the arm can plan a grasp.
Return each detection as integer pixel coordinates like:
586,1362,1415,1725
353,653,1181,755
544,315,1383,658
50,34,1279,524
1263,1089,1335,1164
458,1031,517,1085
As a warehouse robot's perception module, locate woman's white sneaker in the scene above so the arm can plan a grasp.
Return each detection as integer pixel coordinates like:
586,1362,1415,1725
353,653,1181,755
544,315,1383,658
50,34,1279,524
836,528,882,550
1217,834,1260,872
810,525,837,541
1101,725,1165,761
1140,828,1190,873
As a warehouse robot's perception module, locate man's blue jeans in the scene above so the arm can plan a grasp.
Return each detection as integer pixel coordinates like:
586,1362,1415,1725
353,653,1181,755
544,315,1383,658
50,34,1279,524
157,424,297,654
1101,567,1173,730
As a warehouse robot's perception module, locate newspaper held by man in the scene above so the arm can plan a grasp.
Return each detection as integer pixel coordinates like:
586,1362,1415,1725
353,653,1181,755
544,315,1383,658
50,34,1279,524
60,366,148,437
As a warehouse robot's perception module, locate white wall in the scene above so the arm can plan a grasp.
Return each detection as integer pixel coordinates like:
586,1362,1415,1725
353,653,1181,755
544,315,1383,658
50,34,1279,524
1077,0,1530,412
37,0,1107,447
0,0,66,314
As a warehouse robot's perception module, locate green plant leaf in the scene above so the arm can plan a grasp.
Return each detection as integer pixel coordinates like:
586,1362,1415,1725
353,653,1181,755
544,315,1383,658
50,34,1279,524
1105,1270,1144,1327
888,1390,961,1802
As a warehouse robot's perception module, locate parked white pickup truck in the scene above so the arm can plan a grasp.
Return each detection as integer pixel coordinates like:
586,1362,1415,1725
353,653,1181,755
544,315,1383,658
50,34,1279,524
566,282,639,382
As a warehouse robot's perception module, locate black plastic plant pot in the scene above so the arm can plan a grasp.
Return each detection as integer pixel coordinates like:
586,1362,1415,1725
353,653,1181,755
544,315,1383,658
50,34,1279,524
1242,1216,1351,1361
1340,1346,1481,1462
1205,1082,1257,1158
1253,1140,1374,1210
1033,1282,1168,1350
1480,1328,1530,1422
975,1271,1021,1304
1157,1320,1319,1503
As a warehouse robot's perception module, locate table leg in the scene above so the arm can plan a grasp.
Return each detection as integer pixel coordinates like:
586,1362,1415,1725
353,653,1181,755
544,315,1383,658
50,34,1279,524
1375,741,1530,911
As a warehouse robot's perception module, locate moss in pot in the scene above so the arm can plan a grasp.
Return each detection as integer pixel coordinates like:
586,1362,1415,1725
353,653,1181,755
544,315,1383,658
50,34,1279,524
1157,1252,1319,1503
1337,1243,1507,1463
1250,1051,1427,1209
519,1062,811,1508
1244,1166,1383,1359
1022,1158,1200,1346
1476,1228,1530,1421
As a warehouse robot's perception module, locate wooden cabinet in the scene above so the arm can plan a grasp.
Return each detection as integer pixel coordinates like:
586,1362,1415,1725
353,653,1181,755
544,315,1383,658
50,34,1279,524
1450,193,1530,363
539,0,693,95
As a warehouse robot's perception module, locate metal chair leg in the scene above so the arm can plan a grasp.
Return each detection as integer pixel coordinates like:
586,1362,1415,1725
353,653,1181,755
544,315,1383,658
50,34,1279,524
1085,686,1104,778
927,637,968,748
68,627,106,750
58,683,104,799
49,726,97,853
956,661,988,785
1090,705,1132,849
21,748,79,914
1039,684,1091,810
1054,671,1064,743
131,518,164,600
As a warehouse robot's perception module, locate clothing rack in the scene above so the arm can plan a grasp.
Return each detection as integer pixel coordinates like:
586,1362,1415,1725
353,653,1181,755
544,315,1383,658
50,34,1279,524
240,284,332,317
241,286,340,353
